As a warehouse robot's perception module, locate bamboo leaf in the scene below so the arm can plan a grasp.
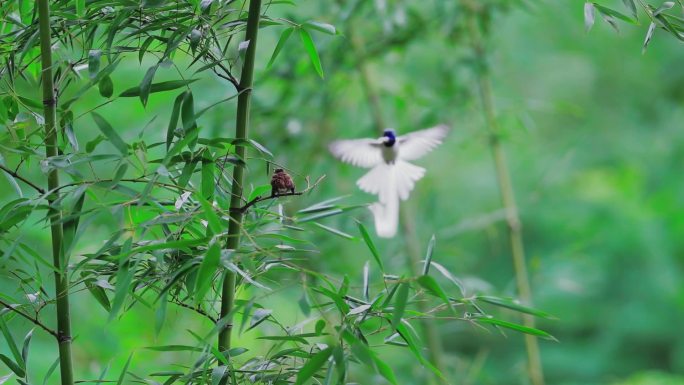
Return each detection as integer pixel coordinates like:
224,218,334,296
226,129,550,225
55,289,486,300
201,152,215,200
198,196,222,235
98,75,114,98
0,316,24,370
92,112,127,155
116,352,134,385
166,92,184,150
267,27,294,68
475,317,557,340
295,347,332,385
0,355,24,378
422,234,436,275
20,329,32,366
194,242,221,304
119,79,198,97
139,64,158,107
246,308,272,331
88,49,101,79
357,221,384,271
476,296,555,319
391,282,409,330
584,2,595,31
299,28,324,78
416,275,452,310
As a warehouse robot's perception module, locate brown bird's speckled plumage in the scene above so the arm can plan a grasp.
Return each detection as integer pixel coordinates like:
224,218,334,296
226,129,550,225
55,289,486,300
271,169,295,196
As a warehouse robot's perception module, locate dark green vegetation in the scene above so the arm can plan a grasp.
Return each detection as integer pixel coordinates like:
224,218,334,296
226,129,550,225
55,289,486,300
1,1,684,385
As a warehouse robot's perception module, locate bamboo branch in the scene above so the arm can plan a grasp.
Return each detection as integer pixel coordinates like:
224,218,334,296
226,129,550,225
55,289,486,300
0,164,46,194
37,0,75,384
463,3,544,385
0,299,58,338
237,192,303,213
218,0,263,354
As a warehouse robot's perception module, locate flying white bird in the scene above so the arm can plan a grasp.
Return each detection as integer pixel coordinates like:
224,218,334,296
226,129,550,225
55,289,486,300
329,124,450,237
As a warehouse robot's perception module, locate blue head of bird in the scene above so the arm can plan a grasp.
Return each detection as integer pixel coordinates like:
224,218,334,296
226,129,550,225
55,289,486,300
382,129,396,147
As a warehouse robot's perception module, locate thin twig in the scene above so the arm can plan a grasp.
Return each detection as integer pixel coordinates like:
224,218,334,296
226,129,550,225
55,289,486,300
236,174,326,213
169,298,217,323
0,299,58,338
0,164,46,194
238,192,303,213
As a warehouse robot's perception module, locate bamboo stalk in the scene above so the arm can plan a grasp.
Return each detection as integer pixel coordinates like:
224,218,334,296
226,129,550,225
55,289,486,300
463,4,545,385
36,1,74,384
218,0,262,353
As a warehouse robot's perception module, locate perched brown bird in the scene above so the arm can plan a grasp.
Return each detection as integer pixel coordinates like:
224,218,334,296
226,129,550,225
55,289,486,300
271,169,295,197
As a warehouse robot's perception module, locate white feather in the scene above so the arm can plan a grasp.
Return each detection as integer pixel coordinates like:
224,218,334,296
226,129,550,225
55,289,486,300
328,138,384,168
369,199,399,238
397,124,450,161
357,161,425,204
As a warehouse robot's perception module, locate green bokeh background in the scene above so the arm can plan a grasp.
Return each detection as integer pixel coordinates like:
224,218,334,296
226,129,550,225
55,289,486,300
2,1,684,384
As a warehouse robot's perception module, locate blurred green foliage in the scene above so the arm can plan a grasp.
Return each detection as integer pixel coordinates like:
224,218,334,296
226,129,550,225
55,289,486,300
1,0,684,384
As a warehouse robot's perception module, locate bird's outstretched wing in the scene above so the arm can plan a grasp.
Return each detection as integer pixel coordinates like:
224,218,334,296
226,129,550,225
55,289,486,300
329,138,383,168
397,124,450,161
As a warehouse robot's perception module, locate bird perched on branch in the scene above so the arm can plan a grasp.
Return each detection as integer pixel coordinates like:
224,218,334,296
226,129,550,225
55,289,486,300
329,124,450,237
271,169,295,197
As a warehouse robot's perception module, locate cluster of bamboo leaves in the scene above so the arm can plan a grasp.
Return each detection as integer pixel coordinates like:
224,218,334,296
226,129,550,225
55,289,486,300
584,1,684,52
1,1,553,384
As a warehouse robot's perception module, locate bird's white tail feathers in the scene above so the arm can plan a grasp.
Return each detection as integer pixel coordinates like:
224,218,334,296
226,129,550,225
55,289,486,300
369,199,399,238
356,160,425,204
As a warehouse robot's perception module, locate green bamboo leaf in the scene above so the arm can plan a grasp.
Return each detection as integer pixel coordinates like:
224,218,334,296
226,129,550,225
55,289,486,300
422,234,436,275
144,345,203,352
211,366,228,385
247,184,271,202
41,357,59,385
88,50,101,79
593,3,637,24
76,0,85,17
0,354,24,378
139,36,156,63
357,221,384,271
92,112,127,155
194,242,221,304
116,352,134,385
299,28,324,78
62,186,87,256
155,291,167,336
246,308,272,331
166,92,184,150
85,282,111,311
475,317,557,340
622,0,637,18
139,64,158,107
304,21,337,35
198,196,221,235
0,316,24,370
416,275,452,310
21,329,32,366
391,282,409,330
181,90,196,131
313,222,354,240
395,323,446,380
476,296,554,319
119,79,198,97
109,246,134,321
201,152,215,200
294,347,332,385
267,27,294,68
371,354,398,385
98,75,114,98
